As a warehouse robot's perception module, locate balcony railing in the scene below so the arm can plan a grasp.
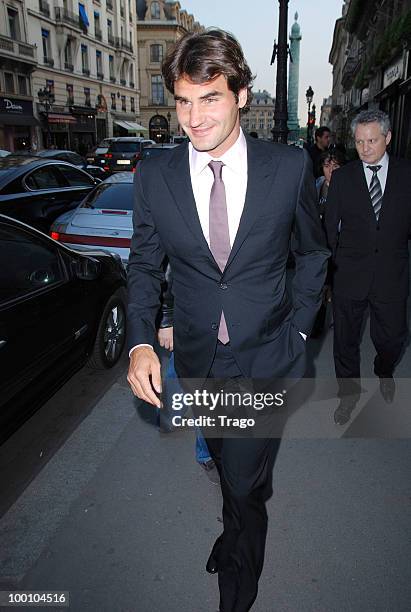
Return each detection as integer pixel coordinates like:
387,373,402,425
67,97,75,106
82,67,90,76
120,78,126,86
95,27,102,40
43,56,54,67
116,37,133,52
110,76,116,83
0,35,37,63
39,0,50,17
130,81,135,88
64,62,74,72
97,71,104,80
55,7,81,29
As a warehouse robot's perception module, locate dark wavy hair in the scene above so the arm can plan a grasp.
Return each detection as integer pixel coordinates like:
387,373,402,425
161,29,254,113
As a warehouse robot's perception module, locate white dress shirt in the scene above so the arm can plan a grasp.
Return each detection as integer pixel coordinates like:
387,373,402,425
362,152,389,194
189,128,248,247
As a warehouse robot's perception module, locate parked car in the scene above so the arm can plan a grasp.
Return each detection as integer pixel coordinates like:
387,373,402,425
102,137,154,173
140,143,179,162
86,138,115,165
36,149,87,168
50,172,134,265
171,135,189,144
0,156,100,232
0,149,10,157
0,214,127,442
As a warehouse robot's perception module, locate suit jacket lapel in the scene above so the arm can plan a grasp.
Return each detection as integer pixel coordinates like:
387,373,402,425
353,160,376,221
378,156,398,223
226,136,280,269
162,143,212,260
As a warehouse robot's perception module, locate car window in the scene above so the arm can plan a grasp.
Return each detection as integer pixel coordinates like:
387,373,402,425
55,164,95,187
24,166,61,190
109,142,140,153
0,224,65,305
67,153,83,165
80,183,133,210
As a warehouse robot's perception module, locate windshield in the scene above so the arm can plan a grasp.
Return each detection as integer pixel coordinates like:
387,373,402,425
80,183,133,210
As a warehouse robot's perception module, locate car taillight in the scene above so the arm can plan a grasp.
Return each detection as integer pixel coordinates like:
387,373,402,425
103,166,110,171
51,232,131,248
101,209,128,215
104,153,113,158
50,231,60,241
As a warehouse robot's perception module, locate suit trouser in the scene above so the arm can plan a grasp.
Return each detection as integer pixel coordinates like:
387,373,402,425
332,294,408,396
204,342,280,612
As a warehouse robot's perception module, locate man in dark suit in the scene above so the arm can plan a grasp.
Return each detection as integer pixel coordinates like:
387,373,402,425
127,29,329,611
325,109,411,424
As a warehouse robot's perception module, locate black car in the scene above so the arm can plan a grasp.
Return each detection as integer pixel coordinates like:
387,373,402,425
0,215,127,442
102,137,154,173
36,149,87,169
0,156,99,232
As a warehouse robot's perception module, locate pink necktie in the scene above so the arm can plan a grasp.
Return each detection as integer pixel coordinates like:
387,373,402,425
208,161,230,344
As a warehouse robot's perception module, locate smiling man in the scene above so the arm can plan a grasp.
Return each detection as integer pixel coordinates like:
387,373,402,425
127,29,329,611
325,110,411,422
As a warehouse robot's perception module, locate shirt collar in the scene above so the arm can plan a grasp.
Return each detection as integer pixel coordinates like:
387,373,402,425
189,128,247,177
363,151,389,171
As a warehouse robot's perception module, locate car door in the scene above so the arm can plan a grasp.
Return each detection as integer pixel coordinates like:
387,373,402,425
0,220,91,427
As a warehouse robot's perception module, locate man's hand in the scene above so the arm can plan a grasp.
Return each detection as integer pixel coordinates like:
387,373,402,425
158,326,174,351
127,346,162,408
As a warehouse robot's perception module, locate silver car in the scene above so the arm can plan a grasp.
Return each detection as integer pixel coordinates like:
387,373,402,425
49,172,133,265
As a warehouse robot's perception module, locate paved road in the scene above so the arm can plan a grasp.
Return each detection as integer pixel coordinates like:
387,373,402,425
1,309,411,612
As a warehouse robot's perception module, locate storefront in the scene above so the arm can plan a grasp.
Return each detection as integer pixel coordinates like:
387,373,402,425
70,106,97,155
0,96,39,152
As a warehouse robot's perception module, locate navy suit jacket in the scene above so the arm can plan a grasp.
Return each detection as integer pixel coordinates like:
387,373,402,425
325,157,411,302
127,135,329,379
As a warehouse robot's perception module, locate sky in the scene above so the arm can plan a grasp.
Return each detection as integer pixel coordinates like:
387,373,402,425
179,0,344,124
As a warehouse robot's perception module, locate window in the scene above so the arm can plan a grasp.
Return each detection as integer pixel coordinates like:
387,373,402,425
66,83,74,105
151,75,164,105
107,19,113,41
129,64,134,86
110,92,116,109
57,165,94,187
4,73,14,94
109,55,114,79
94,11,101,38
121,95,126,111
151,1,160,19
18,75,28,96
81,44,89,73
46,79,55,96
259,119,264,129
64,39,73,69
25,167,61,190
84,87,91,106
7,7,20,41
42,29,51,63
0,225,64,305
150,44,163,63
96,50,103,76
130,97,135,112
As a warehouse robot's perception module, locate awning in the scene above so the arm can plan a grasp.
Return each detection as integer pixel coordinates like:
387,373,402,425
114,120,148,132
0,114,39,127
47,113,77,124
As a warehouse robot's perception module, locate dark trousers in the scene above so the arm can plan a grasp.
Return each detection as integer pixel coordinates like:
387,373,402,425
204,342,280,612
332,295,408,395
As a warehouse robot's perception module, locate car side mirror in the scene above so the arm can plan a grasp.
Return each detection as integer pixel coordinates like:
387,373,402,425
73,256,101,281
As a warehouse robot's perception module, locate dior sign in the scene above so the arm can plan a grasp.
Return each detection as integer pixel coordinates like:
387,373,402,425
383,57,404,89
0,96,34,116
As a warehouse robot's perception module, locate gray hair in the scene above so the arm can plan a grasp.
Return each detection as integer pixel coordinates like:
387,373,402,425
351,109,391,136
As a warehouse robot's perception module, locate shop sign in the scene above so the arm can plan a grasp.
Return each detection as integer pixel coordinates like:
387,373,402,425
0,97,34,116
383,57,404,89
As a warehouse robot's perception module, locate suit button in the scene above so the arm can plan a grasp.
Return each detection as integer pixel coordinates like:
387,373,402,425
211,323,218,330
375,248,379,253
219,282,228,290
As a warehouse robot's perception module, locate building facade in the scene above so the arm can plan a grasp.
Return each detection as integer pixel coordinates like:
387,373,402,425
136,0,203,142
241,90,275,140
0,0,38,152
329,0,411,157
26,0,141,153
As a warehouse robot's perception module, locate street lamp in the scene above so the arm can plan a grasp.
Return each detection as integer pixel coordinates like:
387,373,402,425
271,0,289,144
167,111,171,142
38,86,55,148
305,85,314,145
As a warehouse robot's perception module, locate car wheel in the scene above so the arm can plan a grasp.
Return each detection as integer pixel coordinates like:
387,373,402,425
88,289,126,369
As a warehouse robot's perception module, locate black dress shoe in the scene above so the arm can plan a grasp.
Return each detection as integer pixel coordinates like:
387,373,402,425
206,535,223,574
379,377,395,403
334,398,357,426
